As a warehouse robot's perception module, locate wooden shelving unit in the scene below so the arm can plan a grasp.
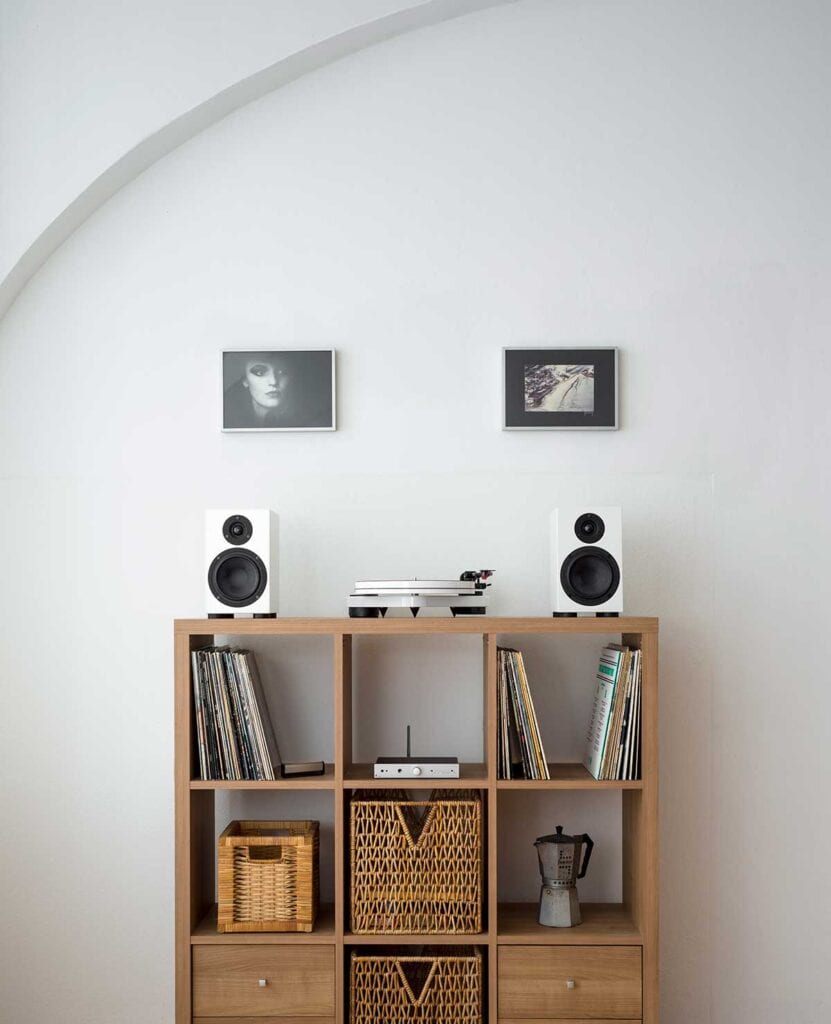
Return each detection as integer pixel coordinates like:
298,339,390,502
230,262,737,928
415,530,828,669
175,616,659,1024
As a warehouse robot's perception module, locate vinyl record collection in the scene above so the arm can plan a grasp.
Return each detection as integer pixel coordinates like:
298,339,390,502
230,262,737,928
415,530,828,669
497,647,550,780
583,643,642,781
191,646,281,780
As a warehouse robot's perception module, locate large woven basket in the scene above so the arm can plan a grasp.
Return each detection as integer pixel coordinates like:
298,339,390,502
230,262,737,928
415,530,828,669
217,820,319,933
350,947,482,1024
350,792,482,934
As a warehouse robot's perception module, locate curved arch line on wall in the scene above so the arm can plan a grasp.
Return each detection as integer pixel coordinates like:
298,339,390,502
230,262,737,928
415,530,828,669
0,0,517,324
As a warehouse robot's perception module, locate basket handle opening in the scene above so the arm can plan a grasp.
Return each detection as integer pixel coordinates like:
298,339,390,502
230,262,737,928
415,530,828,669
246,846,284,862
394,804,437,849
395,960,438,1006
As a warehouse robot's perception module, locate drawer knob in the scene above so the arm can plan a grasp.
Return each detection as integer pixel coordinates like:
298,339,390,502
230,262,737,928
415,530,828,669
258,979,268,987
566,978,576,990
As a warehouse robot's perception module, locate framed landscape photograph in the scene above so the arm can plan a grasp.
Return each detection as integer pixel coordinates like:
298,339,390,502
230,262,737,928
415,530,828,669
222,349,336,431
503,347,618,430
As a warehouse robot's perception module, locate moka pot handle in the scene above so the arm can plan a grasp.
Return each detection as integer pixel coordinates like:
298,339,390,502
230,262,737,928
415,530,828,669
577,834,594,878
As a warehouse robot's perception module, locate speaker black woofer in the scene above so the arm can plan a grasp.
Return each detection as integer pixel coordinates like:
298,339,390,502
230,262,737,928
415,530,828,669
208,548,267,607
560,546,620,606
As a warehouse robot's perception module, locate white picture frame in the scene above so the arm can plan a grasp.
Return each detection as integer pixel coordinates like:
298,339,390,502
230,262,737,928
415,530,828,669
221,349,336,432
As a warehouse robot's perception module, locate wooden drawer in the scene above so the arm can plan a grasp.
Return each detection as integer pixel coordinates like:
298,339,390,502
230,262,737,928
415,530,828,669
498,946,642,1019
192,946,335,1018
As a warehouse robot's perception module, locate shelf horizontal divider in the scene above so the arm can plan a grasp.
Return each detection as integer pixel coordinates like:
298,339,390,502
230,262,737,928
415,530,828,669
192,904,336,943
190,763,336,790
497,763,643,790
344,763,488,788
343,929,491,945
176,615,658,637
498,902,641,944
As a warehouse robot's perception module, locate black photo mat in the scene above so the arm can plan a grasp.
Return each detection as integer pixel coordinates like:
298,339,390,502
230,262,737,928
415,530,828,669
503,348,618,429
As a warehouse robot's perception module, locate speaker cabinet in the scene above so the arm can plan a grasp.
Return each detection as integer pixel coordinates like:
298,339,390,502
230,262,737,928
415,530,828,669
551,507,623,616
205,510,278,617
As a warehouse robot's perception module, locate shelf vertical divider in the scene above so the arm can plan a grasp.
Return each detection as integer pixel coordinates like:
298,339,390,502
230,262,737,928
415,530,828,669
484,632,499,1024
334,631,352,1024
174,628,213,1024
622,627,659,1024
640,628,659,1024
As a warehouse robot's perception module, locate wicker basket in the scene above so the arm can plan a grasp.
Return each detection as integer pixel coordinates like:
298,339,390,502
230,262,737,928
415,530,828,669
350,948,482,1024
217,820,319,933
350,792,482,934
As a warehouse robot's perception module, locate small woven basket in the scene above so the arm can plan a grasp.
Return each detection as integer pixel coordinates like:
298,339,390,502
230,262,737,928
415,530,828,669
217,820,319,933
350,947,482,1024
350,792,482,934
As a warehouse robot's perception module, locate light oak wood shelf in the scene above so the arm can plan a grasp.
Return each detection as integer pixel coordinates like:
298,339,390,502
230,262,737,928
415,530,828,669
190,763,337,790
497,762,644,790
175,616,659,1024
497,902,642,944
342,929,492,945
193,904,337,943
176,615,658,637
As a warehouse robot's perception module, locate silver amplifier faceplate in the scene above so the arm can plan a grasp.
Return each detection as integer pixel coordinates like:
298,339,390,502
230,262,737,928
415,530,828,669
373,759,460,779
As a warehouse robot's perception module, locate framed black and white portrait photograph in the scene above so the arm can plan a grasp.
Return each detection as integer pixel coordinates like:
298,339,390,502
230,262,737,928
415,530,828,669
503,347,618,429
222,349,336,431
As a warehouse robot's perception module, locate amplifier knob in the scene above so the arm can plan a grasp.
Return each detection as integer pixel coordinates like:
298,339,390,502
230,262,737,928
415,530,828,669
412,766,422,776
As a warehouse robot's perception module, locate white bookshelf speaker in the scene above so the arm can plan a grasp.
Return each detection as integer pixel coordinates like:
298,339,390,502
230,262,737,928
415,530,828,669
205,509,278,617
551,507,623,616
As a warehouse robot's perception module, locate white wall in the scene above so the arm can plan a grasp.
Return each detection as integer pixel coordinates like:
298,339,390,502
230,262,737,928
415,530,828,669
0,0,416,277
0,0,514,303
0,1,829,1022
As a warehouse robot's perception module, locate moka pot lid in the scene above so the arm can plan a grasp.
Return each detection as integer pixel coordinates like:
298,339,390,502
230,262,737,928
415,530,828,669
535,825,578,846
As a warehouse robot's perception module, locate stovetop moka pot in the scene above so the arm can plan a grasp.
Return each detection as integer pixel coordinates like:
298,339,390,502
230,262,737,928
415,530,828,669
534,825,594,927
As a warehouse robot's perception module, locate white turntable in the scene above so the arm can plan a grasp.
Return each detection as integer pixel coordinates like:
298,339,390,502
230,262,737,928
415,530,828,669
348,569,494,618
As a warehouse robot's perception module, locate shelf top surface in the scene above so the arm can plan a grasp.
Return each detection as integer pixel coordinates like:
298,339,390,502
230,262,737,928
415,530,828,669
498,902,642,944
188,763,643,791
190,903,639,945
176,615,658,637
